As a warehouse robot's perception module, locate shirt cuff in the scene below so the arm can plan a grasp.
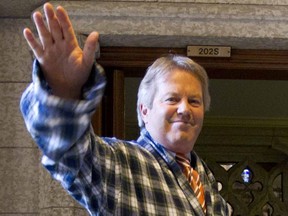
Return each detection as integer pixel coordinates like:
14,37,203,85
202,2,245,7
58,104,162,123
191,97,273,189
32,60,106,115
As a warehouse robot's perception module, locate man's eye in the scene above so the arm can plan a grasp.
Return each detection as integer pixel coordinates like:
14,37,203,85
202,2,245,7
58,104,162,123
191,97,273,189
166,98,178,102
189,99,202,106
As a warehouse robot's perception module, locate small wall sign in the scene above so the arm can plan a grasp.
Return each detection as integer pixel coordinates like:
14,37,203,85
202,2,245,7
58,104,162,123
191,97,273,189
187,46,231,57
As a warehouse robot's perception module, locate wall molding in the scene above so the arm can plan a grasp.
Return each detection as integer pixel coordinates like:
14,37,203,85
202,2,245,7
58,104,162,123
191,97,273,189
43,1,288,50
203,116,288,128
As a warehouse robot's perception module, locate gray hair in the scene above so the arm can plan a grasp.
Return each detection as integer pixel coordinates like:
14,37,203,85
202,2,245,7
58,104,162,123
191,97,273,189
137,55,211,128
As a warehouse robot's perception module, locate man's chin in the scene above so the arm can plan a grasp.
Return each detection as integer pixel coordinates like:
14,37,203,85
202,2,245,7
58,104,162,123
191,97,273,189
168,137,196,153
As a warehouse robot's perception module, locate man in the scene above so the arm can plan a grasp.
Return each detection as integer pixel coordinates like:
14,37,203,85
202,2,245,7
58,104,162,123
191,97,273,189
20,3,228,216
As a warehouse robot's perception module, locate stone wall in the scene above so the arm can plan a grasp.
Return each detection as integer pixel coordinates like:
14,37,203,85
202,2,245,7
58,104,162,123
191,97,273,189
48,0,288,49
0,18,38,215
0,18,86,215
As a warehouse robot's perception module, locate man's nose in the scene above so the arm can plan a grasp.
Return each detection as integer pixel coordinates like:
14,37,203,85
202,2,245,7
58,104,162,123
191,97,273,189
177,100,192,116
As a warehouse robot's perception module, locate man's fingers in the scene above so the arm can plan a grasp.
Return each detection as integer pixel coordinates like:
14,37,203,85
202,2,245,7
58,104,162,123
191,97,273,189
56,6,77,43
83,32,99,66
44,3,63,41
33,11,53,48
23,28,44,59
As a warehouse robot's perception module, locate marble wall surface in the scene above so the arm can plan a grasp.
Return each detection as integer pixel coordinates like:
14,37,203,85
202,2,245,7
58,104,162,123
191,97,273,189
48,0,288,50
0,18,36,215
0,18,86,215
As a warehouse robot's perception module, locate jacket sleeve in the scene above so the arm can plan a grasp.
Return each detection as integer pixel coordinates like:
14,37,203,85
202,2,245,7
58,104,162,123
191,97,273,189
19,60,116,213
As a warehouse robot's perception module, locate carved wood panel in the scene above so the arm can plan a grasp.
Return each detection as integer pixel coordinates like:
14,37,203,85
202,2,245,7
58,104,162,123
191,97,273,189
206,158,288,216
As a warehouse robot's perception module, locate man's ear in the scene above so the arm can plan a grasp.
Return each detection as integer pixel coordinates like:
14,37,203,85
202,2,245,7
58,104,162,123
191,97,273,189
140,104,149,123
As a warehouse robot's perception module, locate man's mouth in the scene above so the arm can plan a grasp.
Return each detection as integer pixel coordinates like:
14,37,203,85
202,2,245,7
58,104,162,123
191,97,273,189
172,120,193,126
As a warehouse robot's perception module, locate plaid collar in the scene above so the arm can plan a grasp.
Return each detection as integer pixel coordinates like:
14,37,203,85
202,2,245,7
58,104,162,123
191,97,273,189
137,128,175,164
137,128,197,168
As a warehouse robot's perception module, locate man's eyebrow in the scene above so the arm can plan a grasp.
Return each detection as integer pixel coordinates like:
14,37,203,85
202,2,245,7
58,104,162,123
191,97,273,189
165,92,178,95
189,93,202,98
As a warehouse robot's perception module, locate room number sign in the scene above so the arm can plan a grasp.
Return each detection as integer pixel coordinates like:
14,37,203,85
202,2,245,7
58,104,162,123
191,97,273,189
187,46,231,57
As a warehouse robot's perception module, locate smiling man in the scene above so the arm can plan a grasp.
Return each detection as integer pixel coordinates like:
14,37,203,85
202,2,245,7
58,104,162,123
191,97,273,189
20,3,228,216
140,66,205,154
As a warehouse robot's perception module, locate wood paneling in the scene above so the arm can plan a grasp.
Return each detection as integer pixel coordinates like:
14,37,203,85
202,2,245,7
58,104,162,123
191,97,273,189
97,47,288,80
112,70,125,139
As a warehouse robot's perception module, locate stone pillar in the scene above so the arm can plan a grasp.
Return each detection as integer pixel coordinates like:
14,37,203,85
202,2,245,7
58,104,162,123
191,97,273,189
0,19,40,215
38,167,88,216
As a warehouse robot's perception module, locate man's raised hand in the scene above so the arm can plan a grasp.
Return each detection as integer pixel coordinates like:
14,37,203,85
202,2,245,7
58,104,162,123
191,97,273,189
23,3,99,99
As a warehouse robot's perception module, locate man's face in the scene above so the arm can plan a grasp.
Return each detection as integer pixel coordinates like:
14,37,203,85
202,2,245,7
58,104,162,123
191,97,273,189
141,69,204,154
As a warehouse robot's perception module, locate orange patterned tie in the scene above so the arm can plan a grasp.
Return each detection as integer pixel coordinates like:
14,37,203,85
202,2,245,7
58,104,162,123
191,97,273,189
176,153,206,214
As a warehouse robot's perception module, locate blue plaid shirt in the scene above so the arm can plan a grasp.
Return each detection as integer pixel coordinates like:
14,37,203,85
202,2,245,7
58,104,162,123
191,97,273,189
20,60,228,216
